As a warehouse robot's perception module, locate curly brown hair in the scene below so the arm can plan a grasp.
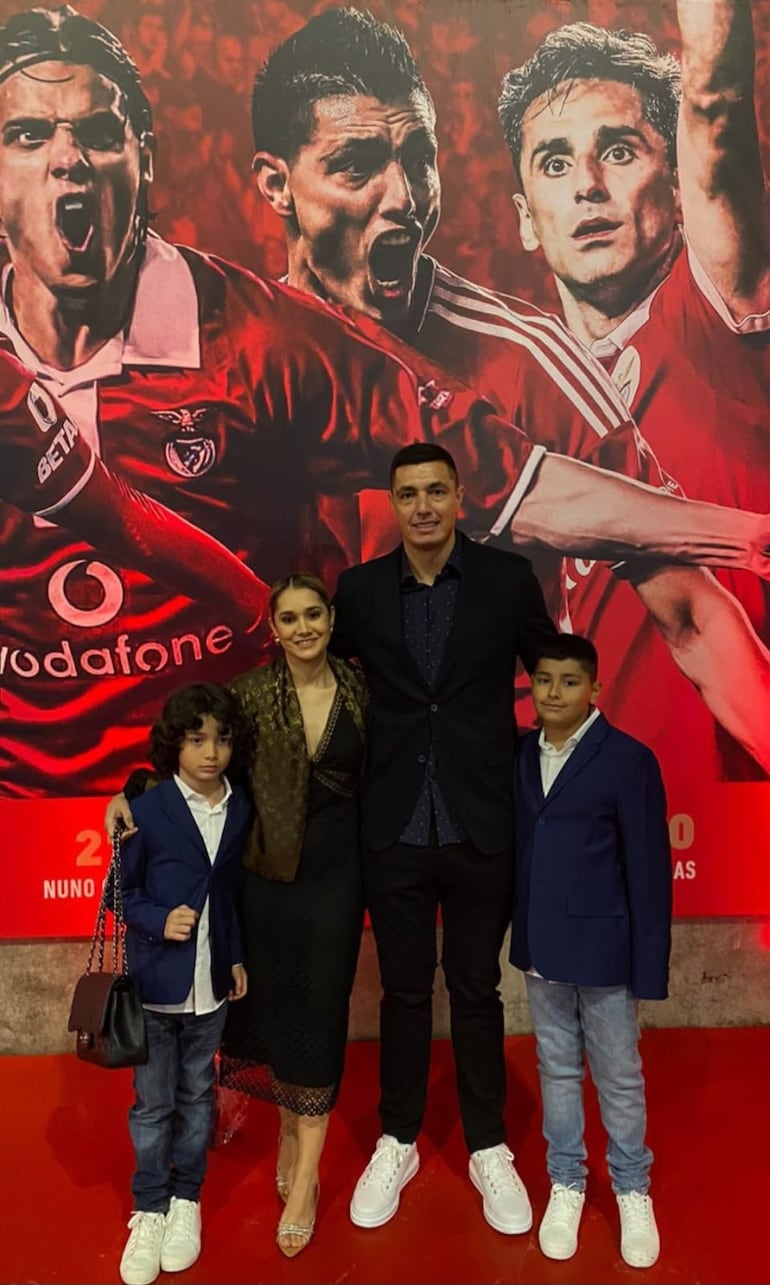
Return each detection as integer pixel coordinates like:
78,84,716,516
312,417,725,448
149,682,251,779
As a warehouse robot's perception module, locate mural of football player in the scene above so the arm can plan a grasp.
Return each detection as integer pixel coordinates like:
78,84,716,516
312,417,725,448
0,3,535,794
498,0,770,780
0,344,270,631
250,5,770,775
3,2,770,796
4,4,758,796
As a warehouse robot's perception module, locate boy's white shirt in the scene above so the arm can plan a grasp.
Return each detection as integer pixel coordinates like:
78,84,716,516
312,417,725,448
538,706,602,796
529,706,602,982
144,774,232,1015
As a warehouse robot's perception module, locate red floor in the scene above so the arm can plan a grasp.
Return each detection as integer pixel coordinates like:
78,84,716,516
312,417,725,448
0,1027,766,1284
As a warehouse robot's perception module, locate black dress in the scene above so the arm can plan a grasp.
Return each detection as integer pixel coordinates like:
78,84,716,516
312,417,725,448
220,694,364,1114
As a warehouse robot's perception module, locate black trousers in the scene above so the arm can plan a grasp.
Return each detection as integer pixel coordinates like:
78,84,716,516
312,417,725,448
363,839,514,1154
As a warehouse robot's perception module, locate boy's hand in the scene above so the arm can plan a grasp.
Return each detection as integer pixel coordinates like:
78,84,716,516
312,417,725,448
229,964,247,1000
104,792,136,840
164,905,198,941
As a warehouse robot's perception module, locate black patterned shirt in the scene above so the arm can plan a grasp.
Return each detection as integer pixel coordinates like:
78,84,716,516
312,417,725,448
399,539,467,846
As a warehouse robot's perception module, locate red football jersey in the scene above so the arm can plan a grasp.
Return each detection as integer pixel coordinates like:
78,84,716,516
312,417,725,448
421,260,641,459
0,237,539,796
0,347,94,516
565,245,770,781
352,257,664,599
348,258,672,730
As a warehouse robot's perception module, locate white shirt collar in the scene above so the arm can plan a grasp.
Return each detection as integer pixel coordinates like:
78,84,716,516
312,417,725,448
174,773,232,811
123,234,201,367
588,284,664,360
0,233,200,390
538,705,601,754
587,235,693,359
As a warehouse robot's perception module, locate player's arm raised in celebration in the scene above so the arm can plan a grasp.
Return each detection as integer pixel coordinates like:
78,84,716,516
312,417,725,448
633,564,770,773
677,0,770,317
507,452,770,581
273,289,770,580
59,460,270,634
4,354,269,635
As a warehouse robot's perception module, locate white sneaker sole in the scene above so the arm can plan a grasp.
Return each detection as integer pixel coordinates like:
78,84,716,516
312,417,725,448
160,1245,201,1272
349,1150,420,1228
469,1165,533,1235
119,1261,161,1285
621,1244,660,1268
538,1230,579,1260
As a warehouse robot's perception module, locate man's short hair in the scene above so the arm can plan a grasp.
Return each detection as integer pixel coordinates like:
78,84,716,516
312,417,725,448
389,442,459,489
534,633,598,682
498,22,681,182
251,6,433,160
0,5,154,141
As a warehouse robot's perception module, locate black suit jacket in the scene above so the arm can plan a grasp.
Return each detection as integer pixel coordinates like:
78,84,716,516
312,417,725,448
332,530,556,852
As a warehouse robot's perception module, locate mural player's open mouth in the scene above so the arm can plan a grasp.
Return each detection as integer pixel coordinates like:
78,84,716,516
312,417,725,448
55,194,96,254
369,229,419,295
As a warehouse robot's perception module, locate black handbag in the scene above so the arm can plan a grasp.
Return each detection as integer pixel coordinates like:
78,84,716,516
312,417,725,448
67,828,148,1069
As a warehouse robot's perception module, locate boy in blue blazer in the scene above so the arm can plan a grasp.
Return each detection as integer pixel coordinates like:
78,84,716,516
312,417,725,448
118,683,253,1285
512,635,672,1270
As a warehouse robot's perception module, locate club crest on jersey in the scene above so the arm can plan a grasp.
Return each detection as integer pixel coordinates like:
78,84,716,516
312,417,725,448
154,407,217,478
610,346,641,408
417,380,454,411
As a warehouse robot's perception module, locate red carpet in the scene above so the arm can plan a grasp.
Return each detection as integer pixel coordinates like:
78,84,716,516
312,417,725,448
0,1027,765,1284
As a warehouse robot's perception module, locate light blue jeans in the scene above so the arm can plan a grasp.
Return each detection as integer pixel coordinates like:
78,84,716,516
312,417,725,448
524,974,652,1194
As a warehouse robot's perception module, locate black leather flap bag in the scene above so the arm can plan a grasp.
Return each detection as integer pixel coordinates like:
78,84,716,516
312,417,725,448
67,828,148,1070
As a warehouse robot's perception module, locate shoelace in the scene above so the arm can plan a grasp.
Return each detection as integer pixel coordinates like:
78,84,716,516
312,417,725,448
548,1187,584,1222
362,1140,410,1191
617,1194,654,1229
127,1212,164,1242
476,1146,522,1194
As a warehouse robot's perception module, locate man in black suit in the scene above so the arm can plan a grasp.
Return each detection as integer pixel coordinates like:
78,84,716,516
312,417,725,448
335,442,556,1236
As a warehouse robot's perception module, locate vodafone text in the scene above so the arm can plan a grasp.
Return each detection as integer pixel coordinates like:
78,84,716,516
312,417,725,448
0,624,234,679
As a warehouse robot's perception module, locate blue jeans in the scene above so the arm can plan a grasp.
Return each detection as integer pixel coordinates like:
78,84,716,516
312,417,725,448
524,975,652,1195
128,1005,227,1212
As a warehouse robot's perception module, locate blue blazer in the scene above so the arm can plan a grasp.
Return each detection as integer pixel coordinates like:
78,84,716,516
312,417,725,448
511,714,672,1000
120,778,253,1005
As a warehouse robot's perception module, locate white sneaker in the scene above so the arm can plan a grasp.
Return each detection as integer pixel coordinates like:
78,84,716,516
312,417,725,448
617,1191,660,1268
160,1196,202,1272
469,1143,533,1234
538,1184,585,1260
349,1135,420,1228
119,1211,165,1285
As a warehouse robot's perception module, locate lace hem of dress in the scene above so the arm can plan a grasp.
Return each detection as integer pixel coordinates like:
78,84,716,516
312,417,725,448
219,1054,337,1116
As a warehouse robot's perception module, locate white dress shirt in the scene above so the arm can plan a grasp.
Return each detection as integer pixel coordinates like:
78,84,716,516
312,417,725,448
145,775,232,1016
538,706,602,796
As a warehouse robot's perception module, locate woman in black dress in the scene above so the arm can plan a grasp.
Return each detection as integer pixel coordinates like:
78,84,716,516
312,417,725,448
219,573,367,1258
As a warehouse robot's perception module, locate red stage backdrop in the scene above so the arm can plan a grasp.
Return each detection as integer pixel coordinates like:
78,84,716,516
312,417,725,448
0,0,769,936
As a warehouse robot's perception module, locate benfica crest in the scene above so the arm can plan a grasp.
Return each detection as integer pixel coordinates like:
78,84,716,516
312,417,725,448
154,407,218,478
417,379,454,411
610,346,641,409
